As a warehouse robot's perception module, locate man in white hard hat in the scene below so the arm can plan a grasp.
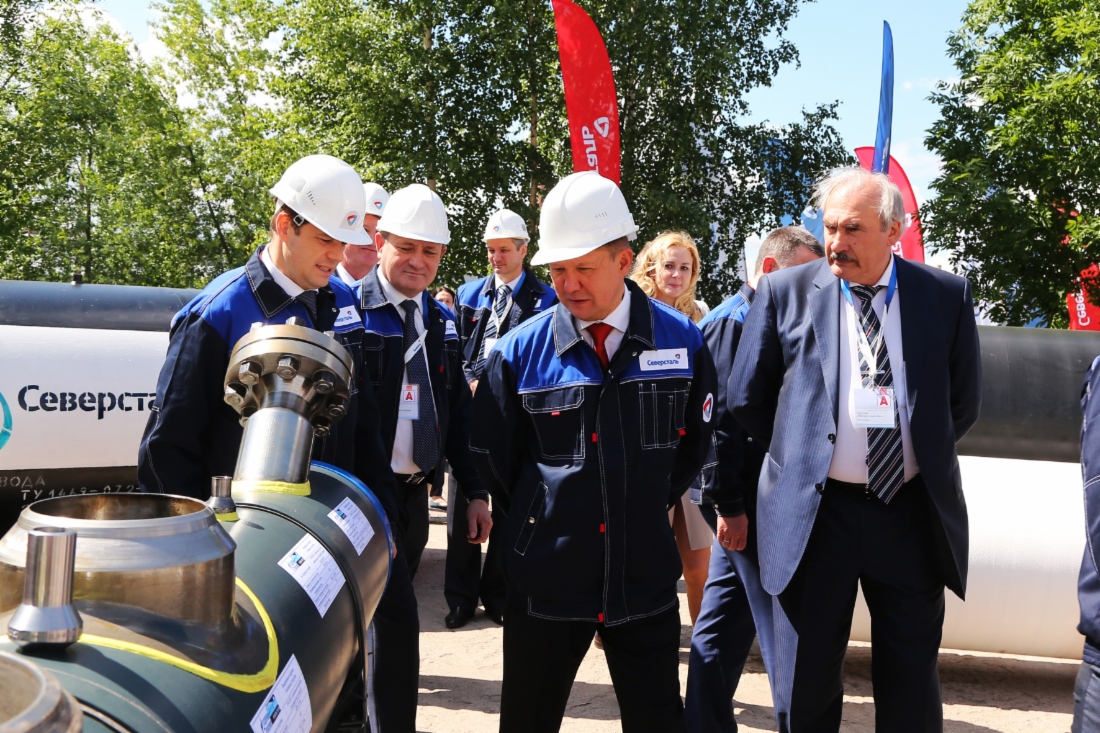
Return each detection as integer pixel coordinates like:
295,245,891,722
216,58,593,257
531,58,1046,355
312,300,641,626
470,171,718,732
353,183,492,731
442,208,558,629
334,182,389,287
138,155,397,524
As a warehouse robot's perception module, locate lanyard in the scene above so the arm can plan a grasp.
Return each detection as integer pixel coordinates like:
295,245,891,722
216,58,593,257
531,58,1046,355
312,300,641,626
840,265,897,384
490,292,513,333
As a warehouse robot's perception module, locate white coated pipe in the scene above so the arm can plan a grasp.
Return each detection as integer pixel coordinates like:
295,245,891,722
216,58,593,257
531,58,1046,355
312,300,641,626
850,455,1085,659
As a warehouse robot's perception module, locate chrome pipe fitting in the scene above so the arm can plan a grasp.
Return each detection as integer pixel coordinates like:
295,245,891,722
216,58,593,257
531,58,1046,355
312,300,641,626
7,527,82,648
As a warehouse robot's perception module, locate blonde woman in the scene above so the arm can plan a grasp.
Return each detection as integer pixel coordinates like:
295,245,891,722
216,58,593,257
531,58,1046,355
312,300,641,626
630,230,711,624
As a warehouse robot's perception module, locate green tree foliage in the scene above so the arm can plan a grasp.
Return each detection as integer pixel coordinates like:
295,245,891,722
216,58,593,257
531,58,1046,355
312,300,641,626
0,0,849,297
923,0,1100,327
0,6,245,285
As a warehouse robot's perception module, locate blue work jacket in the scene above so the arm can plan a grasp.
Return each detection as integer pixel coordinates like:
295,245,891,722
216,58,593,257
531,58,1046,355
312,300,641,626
354,268,488,501
470,279,718,624
455,267,557,382
1080,355,1100,663
138,248,398,519
697,283,764,518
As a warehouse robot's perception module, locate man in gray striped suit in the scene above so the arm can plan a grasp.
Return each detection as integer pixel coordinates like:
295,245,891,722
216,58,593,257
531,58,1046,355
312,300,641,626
729,167,981,732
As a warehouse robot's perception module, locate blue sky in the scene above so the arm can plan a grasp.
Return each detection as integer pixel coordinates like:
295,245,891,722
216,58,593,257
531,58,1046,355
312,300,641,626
97,0,967,204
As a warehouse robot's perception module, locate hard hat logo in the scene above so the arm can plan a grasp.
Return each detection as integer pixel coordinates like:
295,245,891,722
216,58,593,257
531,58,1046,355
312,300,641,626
346,213,359,227
374,201,383,210
594,117,610,138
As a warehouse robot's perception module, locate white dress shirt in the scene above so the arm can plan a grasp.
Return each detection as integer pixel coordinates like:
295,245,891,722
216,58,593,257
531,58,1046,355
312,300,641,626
491,270,525,326
829,257,920,483
334,263,360,288
261,247,306,298
575,285,631,363
376,270,432,475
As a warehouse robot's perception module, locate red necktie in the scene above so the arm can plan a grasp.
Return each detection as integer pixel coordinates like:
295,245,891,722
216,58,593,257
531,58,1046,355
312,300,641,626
587,322,614,369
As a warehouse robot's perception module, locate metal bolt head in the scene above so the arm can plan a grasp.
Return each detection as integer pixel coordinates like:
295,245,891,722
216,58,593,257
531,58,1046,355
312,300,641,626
223,383,245,406
326,395,349,419
238,361,262,385
314,371,336,395
238,406,256,426
324,330,336,339
276,355,300,380
250,321,264,332
286,316,308,327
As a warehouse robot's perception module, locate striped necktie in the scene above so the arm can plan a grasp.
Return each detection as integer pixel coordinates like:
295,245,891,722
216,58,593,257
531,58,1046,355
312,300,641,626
474,284,512,377
850,284,904,503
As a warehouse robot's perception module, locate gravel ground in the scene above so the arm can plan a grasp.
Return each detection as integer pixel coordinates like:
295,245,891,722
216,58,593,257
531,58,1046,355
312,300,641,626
411,517,1078,733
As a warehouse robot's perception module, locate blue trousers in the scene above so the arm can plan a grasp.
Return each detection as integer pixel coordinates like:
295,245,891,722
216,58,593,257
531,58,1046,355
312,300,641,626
1074,660,1100,732
686,504,782,732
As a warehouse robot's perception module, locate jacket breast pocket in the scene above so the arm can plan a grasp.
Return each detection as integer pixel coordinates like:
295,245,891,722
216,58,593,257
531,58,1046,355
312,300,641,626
361,332,385,386
514,482,548,555
522,387,585,461
638,380,689,449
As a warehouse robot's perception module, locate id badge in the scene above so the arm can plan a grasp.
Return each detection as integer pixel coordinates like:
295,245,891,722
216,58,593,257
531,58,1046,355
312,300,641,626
482,337,499,358
399,384,419,420
853,387,895,429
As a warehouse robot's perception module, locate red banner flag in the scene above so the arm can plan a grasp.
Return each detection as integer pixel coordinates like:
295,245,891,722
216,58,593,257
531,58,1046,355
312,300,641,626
1067,267,1100,330
855,147,924,263
552,0,621,184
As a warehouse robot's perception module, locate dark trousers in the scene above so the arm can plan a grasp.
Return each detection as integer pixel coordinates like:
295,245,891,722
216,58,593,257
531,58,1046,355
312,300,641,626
1074,661,1100,732
367,544,420,732
776,477,945,733
499,595,686,733
686,504,780,732
395,479,430,579
444,477,506,614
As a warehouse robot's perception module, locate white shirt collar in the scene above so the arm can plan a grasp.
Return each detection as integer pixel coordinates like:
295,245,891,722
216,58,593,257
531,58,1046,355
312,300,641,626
261,246,306,298
575,284,631,334
494,270,524,292
376,268,423,312
335,263,360,288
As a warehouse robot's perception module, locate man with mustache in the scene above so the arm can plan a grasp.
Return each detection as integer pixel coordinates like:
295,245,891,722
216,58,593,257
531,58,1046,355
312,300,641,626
730,167,981,732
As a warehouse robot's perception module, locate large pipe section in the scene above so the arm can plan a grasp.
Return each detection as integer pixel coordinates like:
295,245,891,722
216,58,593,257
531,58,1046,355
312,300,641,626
0,322,392,732
3,278,1100,661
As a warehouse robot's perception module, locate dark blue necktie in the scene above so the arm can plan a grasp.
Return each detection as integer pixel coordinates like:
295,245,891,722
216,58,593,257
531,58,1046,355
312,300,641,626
850,284,904,503
296,290,318,324
401,300,439,474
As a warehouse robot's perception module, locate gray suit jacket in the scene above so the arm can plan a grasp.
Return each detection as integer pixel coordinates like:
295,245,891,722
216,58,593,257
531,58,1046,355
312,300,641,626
729,256,981,598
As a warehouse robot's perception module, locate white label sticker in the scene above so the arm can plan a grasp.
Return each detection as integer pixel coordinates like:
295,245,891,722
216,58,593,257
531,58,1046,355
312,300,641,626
249,655,312,733
445,320,458,336
398,384,419,420
638,348,688,371
327,497,375,556
853,387,896,429
482,337,499,358
333,305,361,329
278,534,345,618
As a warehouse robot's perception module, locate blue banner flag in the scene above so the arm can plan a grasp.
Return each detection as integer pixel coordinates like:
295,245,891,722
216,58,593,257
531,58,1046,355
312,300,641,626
873,21,894,174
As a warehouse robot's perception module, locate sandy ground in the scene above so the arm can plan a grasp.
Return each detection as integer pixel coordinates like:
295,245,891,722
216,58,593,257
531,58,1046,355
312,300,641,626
411,516,1078,733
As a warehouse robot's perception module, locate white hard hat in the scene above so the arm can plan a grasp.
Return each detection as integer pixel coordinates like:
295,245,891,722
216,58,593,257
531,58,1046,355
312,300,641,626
483,208,529,242
270,155,372,245
363,182,389,218
377,184,451,245
531,171,638,266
